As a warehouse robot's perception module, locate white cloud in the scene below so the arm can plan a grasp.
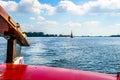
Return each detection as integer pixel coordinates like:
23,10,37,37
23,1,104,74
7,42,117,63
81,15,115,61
56,0,87,15
0,0,55,15
37,16,57,26
30,17,35,20
21,23,34,32
38,16,45,21
18,0,41,14
83,21,100,27
1,0,120,15
86,0,120,14
0,1,17,12
102,24,120,35
97,0,120,9
114,23,120,27
41,4,56,15
45,20,58,25
56,0,120,15
37,20,58,27
64,22,81,27
1,0,120,16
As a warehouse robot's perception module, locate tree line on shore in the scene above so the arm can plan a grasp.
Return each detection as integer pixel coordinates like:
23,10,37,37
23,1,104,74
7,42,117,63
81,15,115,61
24,32,120,37
24,32,71,37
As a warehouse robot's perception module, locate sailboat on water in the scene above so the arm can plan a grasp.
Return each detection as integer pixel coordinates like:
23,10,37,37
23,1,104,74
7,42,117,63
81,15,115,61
70,31,73,38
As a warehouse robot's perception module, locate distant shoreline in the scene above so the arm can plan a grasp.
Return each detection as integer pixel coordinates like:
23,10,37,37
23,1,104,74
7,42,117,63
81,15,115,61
24,32,120,37
0,32,120,37
25,32,72,37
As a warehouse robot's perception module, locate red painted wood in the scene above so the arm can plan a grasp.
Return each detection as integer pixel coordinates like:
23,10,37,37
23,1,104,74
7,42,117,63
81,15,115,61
0,64,115,80
0,5,30,46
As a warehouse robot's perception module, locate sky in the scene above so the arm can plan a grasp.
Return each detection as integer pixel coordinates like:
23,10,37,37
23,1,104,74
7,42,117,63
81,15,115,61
0,0,120,36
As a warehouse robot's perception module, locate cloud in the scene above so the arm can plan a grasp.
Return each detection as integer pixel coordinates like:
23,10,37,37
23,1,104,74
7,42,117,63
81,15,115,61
37,16,58,27
102,23,120,35
38,16,45,21
41,4,56,15
37,20,58,27
97,0,120,9
83,0,120,14
56,0,120,15
21,23,34,32
0,0,18,12
45,20,58,25
0,0,55,15
37,16,57,26
1,0,120,15
115,23,120,27
17,0,41,14
64,22,81,27
30,17,35,20
56,0,87,15
83,21,100,27
0,0,41,14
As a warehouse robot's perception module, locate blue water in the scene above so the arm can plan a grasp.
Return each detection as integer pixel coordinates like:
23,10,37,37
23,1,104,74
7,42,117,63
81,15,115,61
0,38,7,63
0,37,120,74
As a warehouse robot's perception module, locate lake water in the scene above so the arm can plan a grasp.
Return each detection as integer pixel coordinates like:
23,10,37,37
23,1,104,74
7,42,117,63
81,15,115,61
0,37,120,74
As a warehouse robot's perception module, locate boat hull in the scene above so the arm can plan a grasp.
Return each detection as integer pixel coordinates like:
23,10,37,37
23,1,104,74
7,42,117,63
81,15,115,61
0,64,115,80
